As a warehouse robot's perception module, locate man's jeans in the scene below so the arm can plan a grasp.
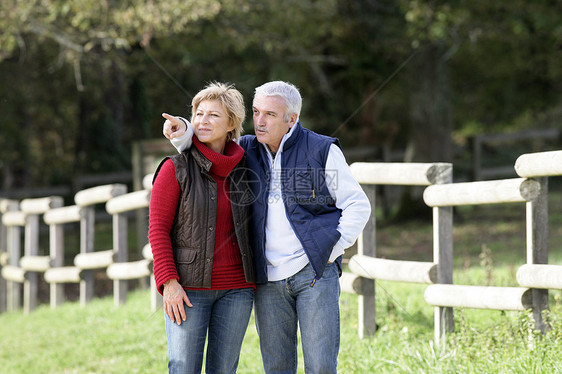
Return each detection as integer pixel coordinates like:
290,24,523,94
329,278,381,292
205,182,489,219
165,288,254,374
255,262,341,374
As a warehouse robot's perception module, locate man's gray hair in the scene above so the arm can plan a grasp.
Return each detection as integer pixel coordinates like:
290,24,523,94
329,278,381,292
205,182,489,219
254,81,302,122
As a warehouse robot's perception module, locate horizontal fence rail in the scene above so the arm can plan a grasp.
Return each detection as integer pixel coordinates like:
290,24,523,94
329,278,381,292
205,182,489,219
348,255,437,284
423,178,541,206
339,272,372,295
425,285,532,311
350,162,452,185
517,264,562,289
515,150,562,177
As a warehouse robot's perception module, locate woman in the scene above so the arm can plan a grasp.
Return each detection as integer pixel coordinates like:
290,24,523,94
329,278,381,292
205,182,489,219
149,82,256,373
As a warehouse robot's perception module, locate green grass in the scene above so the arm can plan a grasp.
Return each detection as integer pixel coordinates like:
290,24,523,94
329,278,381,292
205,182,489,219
3,285,562,373
0,290,167,373
2,193,562,373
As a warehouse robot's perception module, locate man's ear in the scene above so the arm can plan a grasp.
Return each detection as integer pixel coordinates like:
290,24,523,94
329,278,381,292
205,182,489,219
288,113,299,128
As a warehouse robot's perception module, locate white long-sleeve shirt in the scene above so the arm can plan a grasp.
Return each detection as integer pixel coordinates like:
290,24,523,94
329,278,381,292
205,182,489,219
171,121,371,281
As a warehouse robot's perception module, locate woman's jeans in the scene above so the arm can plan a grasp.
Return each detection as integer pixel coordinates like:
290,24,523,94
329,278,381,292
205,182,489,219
254,262,341,374
165,287,254,374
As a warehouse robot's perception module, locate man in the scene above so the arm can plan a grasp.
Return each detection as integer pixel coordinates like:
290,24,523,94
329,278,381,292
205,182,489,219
163,81,370,373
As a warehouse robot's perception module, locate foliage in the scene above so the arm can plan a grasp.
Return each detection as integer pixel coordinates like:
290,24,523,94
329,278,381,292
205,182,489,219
0,0,223,60
0,0,561,192
449,0,562,132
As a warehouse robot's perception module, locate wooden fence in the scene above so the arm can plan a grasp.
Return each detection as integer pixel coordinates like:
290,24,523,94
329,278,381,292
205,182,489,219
343,162,454,342
470,128,561,180
344,149,561,345
0,174,161,315
1,149,562,346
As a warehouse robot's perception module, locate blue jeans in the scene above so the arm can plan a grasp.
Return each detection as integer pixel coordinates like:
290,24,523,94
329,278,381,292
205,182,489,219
254,263,341,374
165,288,254,374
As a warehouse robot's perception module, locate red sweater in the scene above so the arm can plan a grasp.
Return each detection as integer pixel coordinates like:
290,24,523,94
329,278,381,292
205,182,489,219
149,137,255,293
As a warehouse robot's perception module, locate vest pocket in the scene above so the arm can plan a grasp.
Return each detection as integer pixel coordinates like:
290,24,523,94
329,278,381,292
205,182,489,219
310,224,340,254
175,247,199,286
176,247,197,263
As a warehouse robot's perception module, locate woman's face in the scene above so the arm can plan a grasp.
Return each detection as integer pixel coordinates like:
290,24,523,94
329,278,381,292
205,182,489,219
193,100,234,152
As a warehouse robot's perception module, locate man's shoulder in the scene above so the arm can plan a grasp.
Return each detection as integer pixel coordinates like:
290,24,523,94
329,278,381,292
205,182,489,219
300,126,340,148
238,134,259,149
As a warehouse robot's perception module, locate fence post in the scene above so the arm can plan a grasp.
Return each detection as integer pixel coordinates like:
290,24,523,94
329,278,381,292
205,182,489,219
142,243,162,313
142,176,161,312
0,200,18,313
49,220,65,307
22,197,63,314
432,165,454,345
527,177,549,332
357,184,376,338
113,212,128,306
80,206,95,306
5,214,23,311
0,204,5,314
23,214,40,314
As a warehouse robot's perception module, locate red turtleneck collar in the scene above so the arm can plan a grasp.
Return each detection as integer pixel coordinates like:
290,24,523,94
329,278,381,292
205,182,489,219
193,136,244,177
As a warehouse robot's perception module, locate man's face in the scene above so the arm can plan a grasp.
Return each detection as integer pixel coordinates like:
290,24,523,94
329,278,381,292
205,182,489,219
252,95,297,153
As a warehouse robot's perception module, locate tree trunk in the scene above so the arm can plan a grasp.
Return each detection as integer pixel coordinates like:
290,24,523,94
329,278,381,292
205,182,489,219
396,43,452,221
406,43,452,163
75,57,128,175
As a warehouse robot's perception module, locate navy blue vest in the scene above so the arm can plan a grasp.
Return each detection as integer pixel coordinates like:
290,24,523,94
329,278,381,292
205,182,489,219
239,122,342,284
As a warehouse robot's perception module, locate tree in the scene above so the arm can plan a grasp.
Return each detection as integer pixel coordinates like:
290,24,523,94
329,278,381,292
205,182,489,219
1,0,561,208
0,0,223,188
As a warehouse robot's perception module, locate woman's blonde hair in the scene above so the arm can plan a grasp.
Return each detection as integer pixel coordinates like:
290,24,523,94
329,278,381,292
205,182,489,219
191,82,245,141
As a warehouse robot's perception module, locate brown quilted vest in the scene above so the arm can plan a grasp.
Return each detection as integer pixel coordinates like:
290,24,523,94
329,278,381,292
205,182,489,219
158,146,256,288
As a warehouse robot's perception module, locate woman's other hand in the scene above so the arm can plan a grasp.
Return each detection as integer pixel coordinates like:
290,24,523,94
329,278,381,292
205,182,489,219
162,278,192,325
